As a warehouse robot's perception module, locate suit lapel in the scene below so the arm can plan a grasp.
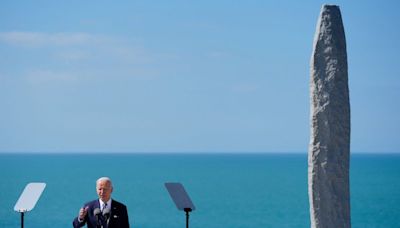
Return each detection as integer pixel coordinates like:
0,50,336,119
89,200,101,227
94,200,100,210
108,199,117,227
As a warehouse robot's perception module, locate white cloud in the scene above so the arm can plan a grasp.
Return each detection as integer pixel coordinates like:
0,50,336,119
26,69,78,84
231,83,259,93
55,49,92,61
0,31,162,83
0,31,107,47
207,50,231,59
0,31,151,63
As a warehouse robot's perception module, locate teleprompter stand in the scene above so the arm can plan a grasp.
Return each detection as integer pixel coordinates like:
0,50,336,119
165,183,196,228
14,183,46,228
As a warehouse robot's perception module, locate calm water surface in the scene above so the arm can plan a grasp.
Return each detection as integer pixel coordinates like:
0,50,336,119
0,153,399,228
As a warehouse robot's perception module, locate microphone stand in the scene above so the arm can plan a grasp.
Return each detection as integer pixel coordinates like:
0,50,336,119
20,211,24,228
184,208,192,228
96,216,101,228
102,208,111,228
93,208,102,228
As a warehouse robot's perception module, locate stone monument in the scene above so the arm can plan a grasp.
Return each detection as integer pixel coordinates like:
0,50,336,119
308,5,351,228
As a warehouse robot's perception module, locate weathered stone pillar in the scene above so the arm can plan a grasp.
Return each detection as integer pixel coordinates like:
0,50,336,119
308,5,351,228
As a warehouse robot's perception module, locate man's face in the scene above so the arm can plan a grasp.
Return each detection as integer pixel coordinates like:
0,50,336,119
97,180,113,202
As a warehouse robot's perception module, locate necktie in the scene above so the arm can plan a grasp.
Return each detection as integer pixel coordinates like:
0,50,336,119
102,202,109,227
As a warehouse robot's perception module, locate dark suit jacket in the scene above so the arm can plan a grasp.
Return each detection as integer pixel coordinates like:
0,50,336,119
73,199,130,228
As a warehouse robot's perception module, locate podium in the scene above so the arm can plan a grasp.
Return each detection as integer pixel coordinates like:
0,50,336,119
165,183,196,228
14,183,46,228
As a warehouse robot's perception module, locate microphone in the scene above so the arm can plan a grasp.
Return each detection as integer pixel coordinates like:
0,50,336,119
103,207,111,227
102,207,111,220
93,208,101,217
93,208,101,227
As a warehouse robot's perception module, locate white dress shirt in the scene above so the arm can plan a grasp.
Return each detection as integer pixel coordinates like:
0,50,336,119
99,198,112,211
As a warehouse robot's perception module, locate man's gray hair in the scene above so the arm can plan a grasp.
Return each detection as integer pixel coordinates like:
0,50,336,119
96,177,113,187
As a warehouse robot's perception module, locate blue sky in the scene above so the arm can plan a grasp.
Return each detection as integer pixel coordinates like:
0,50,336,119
0,1,399,153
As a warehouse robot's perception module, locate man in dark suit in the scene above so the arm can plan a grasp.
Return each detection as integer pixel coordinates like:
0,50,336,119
73,177,130,228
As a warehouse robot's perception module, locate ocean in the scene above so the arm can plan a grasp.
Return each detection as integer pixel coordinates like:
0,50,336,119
0,153,399,228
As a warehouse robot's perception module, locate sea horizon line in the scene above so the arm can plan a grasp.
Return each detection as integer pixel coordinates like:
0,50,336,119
0,151,399,155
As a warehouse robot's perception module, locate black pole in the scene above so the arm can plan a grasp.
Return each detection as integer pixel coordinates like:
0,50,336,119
21,212,24,228
186,210,189,228
184,208,192,228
